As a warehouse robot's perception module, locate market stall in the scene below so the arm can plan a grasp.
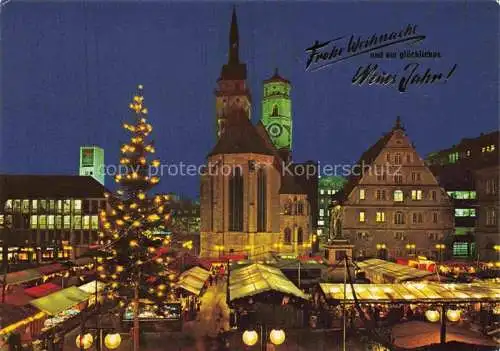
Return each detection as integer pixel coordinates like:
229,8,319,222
77,280,106,306
356,258,436,283
176,266,210,320
24,283,61,299
229,263,310,329
30,286,90,331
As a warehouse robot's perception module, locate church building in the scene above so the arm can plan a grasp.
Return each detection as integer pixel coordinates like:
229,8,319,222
200,9,316,259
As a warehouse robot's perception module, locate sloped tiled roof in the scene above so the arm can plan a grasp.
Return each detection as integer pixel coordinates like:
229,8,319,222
0,175,108,199
209,109,276,157
334,127,395,203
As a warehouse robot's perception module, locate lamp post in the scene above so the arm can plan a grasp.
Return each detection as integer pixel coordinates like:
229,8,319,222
405,243,416,257
435,244,446,262
494,245,500,261
376,243,386,259
242,326,286,350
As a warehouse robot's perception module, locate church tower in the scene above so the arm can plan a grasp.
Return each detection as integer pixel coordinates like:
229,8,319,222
261,68,292,152
214,8,251,140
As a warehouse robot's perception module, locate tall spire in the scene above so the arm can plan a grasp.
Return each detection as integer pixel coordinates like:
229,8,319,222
393,116,405,131
229,6,239,64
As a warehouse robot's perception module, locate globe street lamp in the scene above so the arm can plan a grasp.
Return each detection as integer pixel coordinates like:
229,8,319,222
405,243,416,257
242,327,286,350
376,243,386,259
76,332,122,350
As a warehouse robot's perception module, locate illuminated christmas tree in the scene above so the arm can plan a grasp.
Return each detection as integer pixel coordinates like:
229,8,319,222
95,85,177,350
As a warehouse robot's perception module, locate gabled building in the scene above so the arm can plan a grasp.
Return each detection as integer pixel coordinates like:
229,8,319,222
199,9,316,259
331,117,454,260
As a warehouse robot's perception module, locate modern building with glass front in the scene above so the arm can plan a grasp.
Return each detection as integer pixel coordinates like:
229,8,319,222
0,175,108,263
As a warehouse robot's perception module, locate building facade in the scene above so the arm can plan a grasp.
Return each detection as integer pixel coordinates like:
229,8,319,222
474,165,499,261
79,146,105,186
332,118,454,260
0,175,108,264
426,130,499,260
318,176,346,238
200,10,314,259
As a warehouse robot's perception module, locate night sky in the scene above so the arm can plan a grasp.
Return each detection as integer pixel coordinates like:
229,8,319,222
1,1,498,198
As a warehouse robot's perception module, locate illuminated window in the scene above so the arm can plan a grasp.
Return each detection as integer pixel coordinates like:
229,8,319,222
63,200,71,214
73,200,82,213
63,215,71,229
394,212,405,224
83,215,90,229
359,189,366,200
327,190,332,195
4,200,12,212
39,215,47,229
47,215,55,229
30,215,38,229
31,200,38,213
455,208,476,217
453,242,469,257
13,200,21,212
73,216,82,230
319,209,324,216
448,152,459,163
376,212,385,223
56,200,62,213
359,211,366,223
411,190,423,200
466,150,471,157
0,215,3,227
91,215,99,230
318,220,325,226
55,216,62,229
320,190,324,195
393,190,404,202
21,200,30,213
491,144,496,151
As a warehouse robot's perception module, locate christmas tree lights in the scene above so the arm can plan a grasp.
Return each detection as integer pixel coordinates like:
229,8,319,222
93,85,176,350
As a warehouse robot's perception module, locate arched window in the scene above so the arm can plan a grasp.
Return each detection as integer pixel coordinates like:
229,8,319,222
395,212,405,224
297,201,304,215
257,168,267,232
229,166,243,231
297,227,304,244
272,104,279,117
284,227,291,244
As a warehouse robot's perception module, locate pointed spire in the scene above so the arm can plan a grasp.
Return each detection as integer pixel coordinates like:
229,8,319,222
274,67,279,76
229,6,239,64
393,116,404,130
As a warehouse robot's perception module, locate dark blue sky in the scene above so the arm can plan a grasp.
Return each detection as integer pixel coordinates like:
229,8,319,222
1,1,498,198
